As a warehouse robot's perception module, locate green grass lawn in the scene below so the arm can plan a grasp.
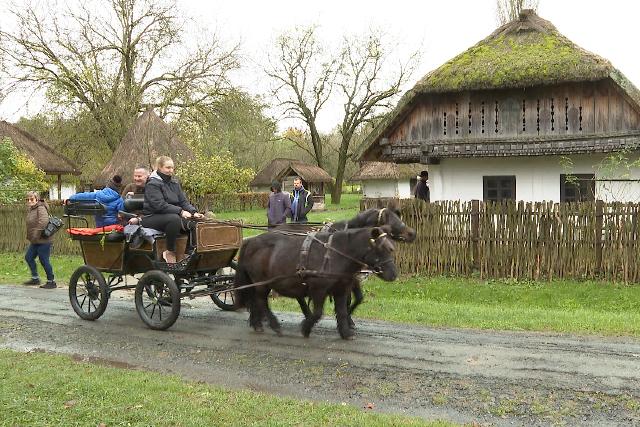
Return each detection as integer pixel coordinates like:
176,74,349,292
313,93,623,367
0,349,448,427
0,252,81,285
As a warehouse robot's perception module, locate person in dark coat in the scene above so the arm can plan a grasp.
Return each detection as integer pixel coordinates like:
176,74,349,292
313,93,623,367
289,177,313,223
68,175,125,227
23,191,56,288
141,156,203,263
414,170,430,202
267,180,291,227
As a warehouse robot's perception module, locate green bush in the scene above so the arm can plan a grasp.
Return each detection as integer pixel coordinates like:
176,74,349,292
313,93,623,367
0,137,48,204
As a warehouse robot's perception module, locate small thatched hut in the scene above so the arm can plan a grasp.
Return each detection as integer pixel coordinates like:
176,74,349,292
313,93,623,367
250,158,332,203
95,109,194,187
0,120,80,199
351,162,424,199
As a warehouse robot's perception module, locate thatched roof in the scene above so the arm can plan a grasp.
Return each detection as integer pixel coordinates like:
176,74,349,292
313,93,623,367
250,158,332,186
357,9,640,161
95,109,194,187
0,121,80,175
276,163,332,183
351,162,424,181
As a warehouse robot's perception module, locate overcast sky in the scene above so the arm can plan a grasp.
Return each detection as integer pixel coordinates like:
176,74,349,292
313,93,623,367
1,0,638,133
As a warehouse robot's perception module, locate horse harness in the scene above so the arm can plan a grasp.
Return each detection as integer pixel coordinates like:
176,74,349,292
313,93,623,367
229,208,396,292
231,228,392,293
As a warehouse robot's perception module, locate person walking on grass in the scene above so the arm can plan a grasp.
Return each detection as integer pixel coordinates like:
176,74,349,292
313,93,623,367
267,180,291,228
23,191,56,289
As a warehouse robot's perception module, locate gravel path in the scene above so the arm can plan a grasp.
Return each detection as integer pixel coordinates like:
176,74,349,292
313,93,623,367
1,285,639,426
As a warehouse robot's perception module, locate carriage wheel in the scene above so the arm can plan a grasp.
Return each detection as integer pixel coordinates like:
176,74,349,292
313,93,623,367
210,260,237,311
69,265,109,321
135,270,180,330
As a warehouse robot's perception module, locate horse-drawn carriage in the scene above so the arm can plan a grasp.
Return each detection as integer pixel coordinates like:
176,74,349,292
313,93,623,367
64,199,415,339
64,199,242,330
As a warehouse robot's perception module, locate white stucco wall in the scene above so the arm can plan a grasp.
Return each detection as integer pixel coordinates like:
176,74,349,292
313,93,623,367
362,180,398,198
429,154,640,202
49,183,77,200
397,180,413,198
362,179,416,199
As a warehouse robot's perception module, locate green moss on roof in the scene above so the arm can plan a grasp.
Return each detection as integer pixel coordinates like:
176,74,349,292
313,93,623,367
418,12,612,92
356,10,640,162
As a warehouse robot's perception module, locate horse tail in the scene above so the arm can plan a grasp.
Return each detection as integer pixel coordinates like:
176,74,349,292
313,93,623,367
233,263,254,310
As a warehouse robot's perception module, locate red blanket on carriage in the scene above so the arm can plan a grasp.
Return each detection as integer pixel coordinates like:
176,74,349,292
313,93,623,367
67,224,124,236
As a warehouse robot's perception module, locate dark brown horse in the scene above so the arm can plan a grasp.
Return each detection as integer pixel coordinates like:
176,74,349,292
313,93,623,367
280,206,416,324
234,226,397,339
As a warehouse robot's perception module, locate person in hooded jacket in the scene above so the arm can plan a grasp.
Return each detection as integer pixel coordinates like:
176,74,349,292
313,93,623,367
141,155,203,264
23,191,56,289
67,175,125,227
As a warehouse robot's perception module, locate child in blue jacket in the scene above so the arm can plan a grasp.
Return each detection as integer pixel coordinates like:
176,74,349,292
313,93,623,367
68,175,125,227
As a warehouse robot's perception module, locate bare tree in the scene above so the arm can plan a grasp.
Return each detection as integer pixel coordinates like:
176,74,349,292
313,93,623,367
497,0,540,25
332,32,417,203
266,26,417,203
265,26,339,171
0,0,239,151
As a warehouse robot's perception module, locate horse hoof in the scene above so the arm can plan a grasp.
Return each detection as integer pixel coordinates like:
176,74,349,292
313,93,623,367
274,329,283,337
340,329,355,340
253,326,264,333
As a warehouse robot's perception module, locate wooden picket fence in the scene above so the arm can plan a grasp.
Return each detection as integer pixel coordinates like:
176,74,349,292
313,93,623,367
0,192,269,256
0,204,86,256
4,196,640,282
361,198,640,282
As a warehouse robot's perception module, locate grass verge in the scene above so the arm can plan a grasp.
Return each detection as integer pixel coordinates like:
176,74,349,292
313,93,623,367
0,349,448,426
269,275,640,337
0,252,82,285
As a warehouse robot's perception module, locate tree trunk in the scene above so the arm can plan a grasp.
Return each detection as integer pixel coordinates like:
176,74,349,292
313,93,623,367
308,121,324,170
330,135,351,204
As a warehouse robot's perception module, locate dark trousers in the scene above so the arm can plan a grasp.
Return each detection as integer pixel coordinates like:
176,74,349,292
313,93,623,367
25,243,54,281
141,214,196,252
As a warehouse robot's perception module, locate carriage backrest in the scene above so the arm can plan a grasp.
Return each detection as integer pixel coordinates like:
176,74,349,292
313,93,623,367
64,201,106,216
196,222,242,252
123,197,144,213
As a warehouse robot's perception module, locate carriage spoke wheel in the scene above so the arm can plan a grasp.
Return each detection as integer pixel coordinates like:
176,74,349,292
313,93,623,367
210,260,237,311
135,270,180,330
69,265,109,321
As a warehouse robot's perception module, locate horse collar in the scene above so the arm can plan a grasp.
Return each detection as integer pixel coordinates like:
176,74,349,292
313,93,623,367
377,208,386,225
297,232,317,272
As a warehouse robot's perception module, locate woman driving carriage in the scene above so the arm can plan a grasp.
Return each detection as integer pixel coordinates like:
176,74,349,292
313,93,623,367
141,156,203,263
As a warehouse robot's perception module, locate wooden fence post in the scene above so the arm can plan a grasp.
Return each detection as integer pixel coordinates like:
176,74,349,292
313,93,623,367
471,199,480,270
595,199,604,275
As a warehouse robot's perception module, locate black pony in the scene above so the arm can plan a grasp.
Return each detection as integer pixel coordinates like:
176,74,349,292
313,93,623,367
234,226,397,339
287,206,416,324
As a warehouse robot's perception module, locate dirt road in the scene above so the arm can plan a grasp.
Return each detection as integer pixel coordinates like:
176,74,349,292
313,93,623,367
1,285,639,426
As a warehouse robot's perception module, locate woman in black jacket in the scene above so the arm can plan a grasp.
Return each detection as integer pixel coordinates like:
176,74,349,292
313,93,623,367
141,156,203,263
